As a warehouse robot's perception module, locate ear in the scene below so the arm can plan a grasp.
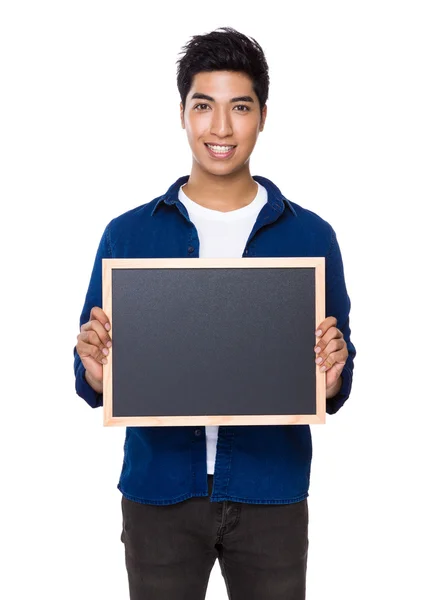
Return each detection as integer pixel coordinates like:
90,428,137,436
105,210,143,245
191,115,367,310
180,102,185,129
259,104,267,132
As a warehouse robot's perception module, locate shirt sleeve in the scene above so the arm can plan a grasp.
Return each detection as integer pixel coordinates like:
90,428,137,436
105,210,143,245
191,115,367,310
325,227,356,415
73,223,113,409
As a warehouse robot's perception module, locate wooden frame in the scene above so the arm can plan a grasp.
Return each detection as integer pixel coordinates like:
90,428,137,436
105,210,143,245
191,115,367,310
102,257,326,427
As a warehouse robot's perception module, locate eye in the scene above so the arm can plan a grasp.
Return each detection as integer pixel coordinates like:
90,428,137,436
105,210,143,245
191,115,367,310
193,103,250,112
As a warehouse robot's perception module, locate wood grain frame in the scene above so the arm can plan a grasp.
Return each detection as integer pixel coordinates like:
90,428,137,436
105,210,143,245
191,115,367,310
102,257,326,427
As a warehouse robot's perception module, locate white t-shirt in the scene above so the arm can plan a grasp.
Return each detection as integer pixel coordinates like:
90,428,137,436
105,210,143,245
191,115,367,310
177,181,268,474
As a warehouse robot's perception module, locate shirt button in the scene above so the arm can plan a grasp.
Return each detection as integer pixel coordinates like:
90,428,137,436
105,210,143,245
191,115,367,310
188,246,194,253
194,428,202,436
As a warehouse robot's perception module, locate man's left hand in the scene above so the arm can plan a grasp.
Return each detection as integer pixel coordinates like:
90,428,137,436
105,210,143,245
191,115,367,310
314,316,348,393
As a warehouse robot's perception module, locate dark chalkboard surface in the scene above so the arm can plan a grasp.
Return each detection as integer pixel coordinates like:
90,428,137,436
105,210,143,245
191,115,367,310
102,258,325,426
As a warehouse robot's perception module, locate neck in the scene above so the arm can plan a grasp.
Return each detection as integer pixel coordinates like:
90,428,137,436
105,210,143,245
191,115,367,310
182,161,258,212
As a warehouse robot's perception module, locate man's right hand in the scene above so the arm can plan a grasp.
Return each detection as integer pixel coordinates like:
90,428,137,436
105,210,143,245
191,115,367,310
76,306,112,394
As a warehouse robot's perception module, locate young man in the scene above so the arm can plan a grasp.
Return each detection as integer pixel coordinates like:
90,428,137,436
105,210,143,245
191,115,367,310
74,27,356,600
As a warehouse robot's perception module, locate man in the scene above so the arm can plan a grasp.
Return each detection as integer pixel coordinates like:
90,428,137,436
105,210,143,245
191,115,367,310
74,26,356,600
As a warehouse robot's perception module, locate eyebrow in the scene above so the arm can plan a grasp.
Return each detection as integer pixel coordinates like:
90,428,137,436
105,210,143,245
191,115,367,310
190,93,255,103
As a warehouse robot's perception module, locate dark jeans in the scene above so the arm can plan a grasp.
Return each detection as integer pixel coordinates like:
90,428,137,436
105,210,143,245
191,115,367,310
120,475,309,599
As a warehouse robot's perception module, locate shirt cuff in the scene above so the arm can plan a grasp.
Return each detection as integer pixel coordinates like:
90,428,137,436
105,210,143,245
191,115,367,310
326,364,353,415
75,358,103,409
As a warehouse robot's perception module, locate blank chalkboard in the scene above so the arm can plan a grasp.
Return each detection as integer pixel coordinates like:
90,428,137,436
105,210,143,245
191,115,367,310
102,258,325,426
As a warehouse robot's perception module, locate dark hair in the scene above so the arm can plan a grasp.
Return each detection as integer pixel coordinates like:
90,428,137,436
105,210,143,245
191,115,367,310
176,27,269,116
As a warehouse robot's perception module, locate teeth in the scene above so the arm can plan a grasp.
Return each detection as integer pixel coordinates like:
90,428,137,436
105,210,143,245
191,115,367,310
206,144,234,153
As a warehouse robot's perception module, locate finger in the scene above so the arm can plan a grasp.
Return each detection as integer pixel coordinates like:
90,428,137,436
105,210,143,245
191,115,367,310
79,329,111,356
90,306,111,332
319,349,346,372
314,326,342,355
80,319,112,348
315,338,345,367
76,338,108,365
315,316,337,338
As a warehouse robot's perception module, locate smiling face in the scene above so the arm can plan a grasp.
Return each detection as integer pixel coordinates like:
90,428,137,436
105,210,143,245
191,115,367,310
180,70,267,177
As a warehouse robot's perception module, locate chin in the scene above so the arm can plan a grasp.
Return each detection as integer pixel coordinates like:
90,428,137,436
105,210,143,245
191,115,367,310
196,158,245,177
206,165,240,177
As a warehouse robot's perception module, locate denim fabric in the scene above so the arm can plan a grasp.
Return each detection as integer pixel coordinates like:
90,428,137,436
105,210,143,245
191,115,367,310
121,475,308,600
73,174,356,505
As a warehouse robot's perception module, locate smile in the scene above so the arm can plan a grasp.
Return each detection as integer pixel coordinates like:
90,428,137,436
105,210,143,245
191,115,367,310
204,143,237,159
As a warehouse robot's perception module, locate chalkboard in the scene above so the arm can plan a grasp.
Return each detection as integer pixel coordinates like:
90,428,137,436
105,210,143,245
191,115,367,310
102,258,325,426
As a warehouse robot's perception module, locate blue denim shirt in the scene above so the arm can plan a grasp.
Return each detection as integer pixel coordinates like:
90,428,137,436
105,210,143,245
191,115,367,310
74,174,356,505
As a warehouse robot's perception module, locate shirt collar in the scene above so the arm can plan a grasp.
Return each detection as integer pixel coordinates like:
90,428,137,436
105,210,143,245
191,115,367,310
151,175,297,218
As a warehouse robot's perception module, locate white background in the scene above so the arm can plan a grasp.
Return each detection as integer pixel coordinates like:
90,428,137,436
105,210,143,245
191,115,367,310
1,1,436,598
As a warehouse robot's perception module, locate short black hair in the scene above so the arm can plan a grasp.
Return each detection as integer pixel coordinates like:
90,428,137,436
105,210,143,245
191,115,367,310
176,27,269,116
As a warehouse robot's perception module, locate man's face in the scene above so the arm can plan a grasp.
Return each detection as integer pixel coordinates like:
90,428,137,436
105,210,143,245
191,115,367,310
180,70,267,176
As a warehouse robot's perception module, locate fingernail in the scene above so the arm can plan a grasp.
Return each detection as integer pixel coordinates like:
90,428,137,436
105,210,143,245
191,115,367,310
315,330,322,336
102,348,108,356
106,341,112,348
102,358,108,365
316,357,323,364
105,323,110,331
314,347,321,353
320,366,327,372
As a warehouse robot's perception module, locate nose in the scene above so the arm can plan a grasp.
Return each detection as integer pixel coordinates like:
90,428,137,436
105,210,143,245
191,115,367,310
209,106,233,138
